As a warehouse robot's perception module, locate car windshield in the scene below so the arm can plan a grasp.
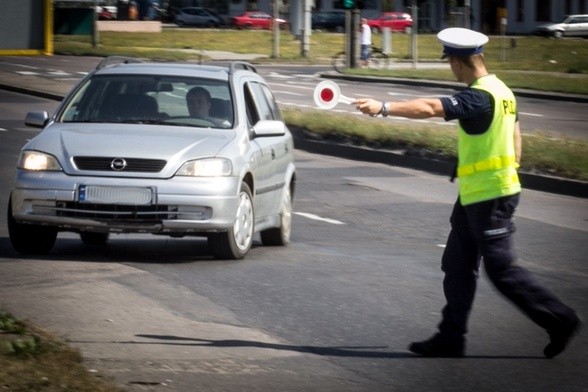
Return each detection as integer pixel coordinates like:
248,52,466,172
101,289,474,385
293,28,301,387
60,75,233,129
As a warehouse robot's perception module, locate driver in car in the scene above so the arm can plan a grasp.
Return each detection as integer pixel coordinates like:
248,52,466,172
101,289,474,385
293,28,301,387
186,87,227,127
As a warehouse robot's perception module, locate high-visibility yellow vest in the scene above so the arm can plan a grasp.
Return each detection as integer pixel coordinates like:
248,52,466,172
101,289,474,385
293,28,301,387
457,75,521,205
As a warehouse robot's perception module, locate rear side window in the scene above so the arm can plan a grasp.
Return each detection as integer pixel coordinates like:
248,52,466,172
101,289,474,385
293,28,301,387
244,81,282,126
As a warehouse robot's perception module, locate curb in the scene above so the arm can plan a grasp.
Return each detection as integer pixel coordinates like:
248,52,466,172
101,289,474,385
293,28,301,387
292,133,588,199
0,82,65,102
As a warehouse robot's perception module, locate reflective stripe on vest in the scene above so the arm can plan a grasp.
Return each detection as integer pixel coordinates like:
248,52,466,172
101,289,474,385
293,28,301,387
457,155,520,177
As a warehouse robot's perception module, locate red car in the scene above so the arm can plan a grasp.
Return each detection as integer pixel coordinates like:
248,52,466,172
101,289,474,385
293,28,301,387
231,11,287,30
367,12,413,33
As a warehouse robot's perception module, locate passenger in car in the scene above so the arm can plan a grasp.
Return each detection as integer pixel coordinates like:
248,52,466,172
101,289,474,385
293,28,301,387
186,87,228,127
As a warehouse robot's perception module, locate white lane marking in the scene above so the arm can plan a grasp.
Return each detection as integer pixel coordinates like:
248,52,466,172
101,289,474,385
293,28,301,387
274,90,305,96
15,71,39,75
520,112,544,117
48,71,71,76
268,72,294,79
294,212,345,225
0,128,7,131
437,244,446,248
272,82,315,90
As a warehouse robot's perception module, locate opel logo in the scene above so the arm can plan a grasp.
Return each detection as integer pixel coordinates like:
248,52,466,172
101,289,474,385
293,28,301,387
110,158,127,171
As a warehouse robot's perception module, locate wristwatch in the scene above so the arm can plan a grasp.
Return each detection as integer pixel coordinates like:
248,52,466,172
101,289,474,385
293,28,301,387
380,101,389,117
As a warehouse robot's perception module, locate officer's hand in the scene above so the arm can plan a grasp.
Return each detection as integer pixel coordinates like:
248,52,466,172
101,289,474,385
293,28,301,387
354,98,381,116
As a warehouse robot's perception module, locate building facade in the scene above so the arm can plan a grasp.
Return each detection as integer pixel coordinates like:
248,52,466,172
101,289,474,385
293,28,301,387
222,0,588,34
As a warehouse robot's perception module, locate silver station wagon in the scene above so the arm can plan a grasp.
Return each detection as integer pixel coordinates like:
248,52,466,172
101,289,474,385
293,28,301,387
8,57,296,259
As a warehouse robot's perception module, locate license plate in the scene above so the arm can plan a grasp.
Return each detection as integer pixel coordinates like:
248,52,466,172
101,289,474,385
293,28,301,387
78,185,154,205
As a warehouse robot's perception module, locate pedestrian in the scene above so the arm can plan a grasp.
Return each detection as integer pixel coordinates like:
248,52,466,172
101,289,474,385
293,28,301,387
360,18,371,67
354,27,580,358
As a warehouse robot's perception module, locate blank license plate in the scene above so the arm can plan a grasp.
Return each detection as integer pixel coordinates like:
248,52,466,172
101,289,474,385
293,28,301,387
78,185,153,205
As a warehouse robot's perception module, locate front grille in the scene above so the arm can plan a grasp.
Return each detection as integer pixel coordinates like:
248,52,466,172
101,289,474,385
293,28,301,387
57,202,172,221
51,202,211,223
73,157,166,172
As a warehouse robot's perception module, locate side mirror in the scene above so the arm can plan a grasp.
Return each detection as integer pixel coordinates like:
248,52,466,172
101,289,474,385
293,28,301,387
252,120,286,138
25,111,49,128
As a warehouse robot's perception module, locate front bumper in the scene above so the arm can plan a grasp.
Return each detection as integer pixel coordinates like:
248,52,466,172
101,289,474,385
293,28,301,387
10,171,241,235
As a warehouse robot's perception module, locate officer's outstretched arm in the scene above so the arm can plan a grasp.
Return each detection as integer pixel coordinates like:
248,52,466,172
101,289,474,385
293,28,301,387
354,98,445,119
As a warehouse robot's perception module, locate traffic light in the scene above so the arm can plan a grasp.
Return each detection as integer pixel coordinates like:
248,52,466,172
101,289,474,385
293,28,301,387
342,0,355,9
334,0,364,10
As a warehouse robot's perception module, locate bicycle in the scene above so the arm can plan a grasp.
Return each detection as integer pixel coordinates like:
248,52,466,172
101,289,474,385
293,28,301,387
332,46,389,73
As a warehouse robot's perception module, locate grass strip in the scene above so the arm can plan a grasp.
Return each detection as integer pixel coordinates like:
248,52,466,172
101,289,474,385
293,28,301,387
283,109,588,182
0,312,122,392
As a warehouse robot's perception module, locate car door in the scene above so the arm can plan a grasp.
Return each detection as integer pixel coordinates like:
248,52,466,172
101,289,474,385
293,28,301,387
243,81,289,218
570,16,588,36
194,8,211,26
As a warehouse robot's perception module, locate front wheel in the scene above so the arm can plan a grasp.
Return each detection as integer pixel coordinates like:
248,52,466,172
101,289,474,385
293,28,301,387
208,182,254,260
8,198,57,255
261,185,293,246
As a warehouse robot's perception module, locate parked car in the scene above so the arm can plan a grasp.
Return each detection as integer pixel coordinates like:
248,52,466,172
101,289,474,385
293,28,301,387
175,7,225,27
8,57,296,260
367,12,413,33
96,6,116,20
533,14,588,38
231,11,286,30
312,11,346,32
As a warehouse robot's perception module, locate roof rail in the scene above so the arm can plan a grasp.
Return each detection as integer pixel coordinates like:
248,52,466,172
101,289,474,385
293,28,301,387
229,61,257,74
96,56,144,70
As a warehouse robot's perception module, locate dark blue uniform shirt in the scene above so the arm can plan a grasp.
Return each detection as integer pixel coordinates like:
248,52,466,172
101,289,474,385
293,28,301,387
440,86,519,135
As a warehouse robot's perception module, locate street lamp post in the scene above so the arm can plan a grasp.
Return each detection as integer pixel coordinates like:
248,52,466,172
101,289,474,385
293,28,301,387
92,0,99,48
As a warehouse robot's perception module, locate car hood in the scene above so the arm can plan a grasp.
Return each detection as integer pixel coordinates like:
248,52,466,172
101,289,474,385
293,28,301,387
26,123,235,175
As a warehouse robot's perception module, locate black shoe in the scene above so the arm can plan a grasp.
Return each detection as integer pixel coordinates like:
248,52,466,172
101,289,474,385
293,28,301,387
409,333,465,358
544,314,581,359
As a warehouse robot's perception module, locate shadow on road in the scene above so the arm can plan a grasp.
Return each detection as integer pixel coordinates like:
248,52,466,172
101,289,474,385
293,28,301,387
0,236,259,263
68,334,545,360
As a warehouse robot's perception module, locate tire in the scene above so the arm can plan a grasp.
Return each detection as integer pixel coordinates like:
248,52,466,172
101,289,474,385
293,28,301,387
261,185,293,246
80,232,109,245
332,51,347,73
7,198,57,255
371,27,380,34
369,50,389,69
404,26,412,34
554,31,563,39
208,182,254,260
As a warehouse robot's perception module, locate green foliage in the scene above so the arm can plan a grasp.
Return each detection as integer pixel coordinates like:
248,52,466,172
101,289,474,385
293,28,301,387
0,312,123,391
5,335,40,357
0,312,27,335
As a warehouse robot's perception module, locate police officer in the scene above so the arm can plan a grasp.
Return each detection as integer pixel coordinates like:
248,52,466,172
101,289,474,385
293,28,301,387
354,28,580,358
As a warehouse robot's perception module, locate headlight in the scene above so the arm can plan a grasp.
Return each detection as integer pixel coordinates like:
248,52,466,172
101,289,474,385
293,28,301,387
18,151,62,171
176,158,232,177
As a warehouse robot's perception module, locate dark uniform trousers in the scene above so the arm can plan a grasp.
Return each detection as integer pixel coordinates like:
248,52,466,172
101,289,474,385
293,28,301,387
438,193,575,341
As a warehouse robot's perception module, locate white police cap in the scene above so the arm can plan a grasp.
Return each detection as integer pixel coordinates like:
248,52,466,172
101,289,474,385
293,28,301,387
437,27,489,58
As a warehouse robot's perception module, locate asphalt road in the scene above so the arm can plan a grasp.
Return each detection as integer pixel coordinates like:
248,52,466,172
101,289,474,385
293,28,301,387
0,90,586,391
